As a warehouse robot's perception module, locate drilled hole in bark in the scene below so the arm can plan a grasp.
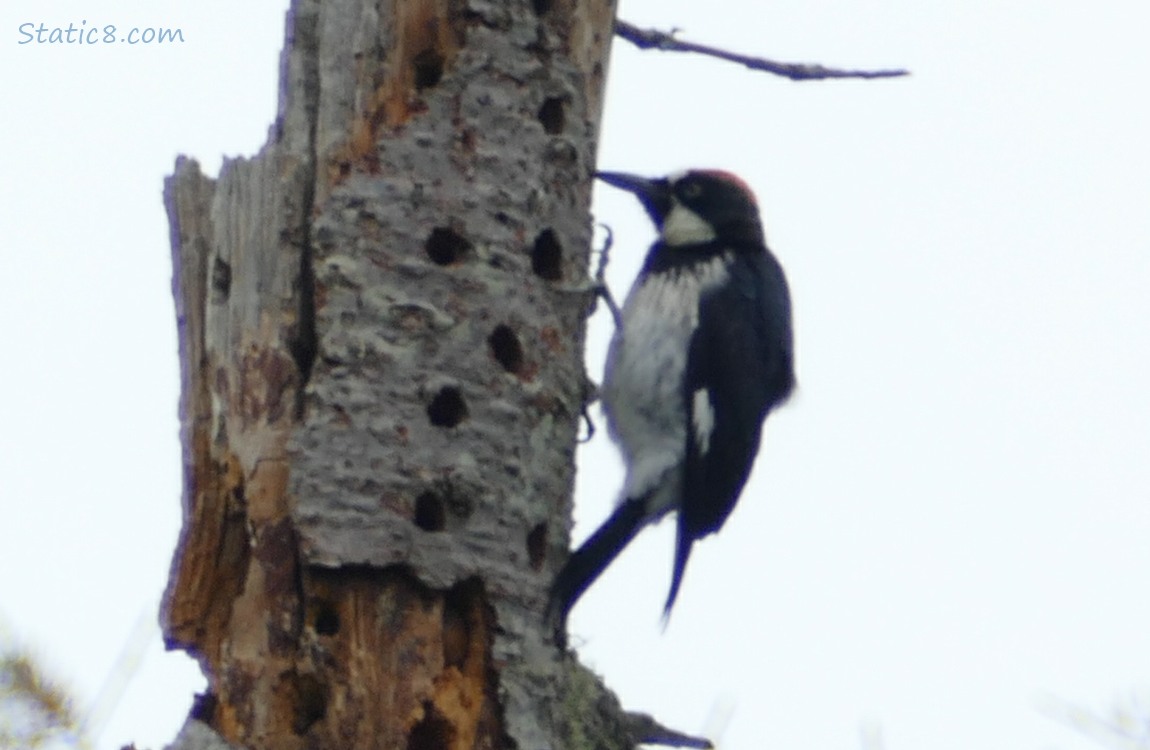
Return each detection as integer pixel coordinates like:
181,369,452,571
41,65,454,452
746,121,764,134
531,229,563,281
425,227,471,265
532,0,553,14
412,49,445,89
537,97,566,134
414,492,447,532
408,702,455,750
210,257,232,300
313,601,340,635
488,325,525,375
526,522,547,571
427,387,468,427
290,673,327,736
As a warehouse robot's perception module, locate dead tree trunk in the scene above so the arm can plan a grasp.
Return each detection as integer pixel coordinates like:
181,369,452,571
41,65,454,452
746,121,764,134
160,0,622,747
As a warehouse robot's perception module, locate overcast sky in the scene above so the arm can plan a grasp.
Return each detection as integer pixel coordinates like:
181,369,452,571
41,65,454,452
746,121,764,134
1,1,1148,749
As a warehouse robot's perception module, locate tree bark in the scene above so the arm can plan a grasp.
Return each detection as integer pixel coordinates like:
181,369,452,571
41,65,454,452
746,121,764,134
161,0,621,747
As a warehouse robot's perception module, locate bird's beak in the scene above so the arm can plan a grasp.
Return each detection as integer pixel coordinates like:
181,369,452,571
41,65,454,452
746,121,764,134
595,171,658,199
595,171,671,225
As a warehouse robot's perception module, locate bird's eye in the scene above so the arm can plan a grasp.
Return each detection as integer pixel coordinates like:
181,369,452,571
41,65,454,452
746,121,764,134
671,181,694,202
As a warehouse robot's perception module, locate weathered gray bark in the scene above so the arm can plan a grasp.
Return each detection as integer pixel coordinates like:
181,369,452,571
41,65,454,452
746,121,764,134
161,0,630,747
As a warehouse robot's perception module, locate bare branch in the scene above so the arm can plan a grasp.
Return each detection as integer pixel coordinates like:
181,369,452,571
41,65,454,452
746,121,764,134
624,711,714,749
614,19,910,81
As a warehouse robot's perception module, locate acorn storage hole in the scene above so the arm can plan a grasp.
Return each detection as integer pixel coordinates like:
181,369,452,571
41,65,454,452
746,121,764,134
427,386,468,427
425,227,471,265
488,324,525,375
312,600,340,636
412,49,445,89
407,702,455,750
287,672,327,736
537,97,566,134
526,522,547,570
211,257,232,300
531,229,563,281
414,492,447,532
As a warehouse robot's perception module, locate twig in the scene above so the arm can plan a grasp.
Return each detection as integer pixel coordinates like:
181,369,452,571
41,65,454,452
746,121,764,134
614,19,910,81
625,711,715,749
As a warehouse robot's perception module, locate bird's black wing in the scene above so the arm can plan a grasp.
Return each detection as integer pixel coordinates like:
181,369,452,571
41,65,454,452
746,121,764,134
663,249,794,615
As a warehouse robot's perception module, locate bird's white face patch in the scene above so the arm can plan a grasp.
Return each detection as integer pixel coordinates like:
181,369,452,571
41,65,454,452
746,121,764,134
661,202,717,246
691,388,714,455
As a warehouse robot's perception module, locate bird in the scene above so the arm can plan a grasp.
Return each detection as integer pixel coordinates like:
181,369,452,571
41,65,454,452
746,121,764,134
549,169,795,632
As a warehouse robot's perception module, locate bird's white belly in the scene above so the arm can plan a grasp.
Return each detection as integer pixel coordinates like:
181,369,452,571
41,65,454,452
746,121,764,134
601,257,730,503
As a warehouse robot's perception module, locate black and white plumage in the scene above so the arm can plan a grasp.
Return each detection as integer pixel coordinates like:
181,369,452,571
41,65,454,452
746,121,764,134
550,169,795,630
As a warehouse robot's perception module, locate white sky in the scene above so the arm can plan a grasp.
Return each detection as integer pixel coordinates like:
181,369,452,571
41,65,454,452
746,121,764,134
1,1,1148,749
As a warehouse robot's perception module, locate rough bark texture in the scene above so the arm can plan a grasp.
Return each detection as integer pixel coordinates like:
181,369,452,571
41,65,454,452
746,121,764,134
162,0,626,748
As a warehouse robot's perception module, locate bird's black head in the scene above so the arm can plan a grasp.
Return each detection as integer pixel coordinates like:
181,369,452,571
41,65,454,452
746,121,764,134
596,169,765,248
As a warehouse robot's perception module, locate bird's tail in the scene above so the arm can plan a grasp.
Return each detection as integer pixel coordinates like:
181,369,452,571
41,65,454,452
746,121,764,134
662,523,695,624
548,497,648,634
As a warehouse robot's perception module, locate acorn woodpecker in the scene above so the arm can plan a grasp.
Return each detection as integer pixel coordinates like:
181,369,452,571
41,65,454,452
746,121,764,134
551,169,795,628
